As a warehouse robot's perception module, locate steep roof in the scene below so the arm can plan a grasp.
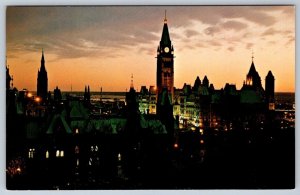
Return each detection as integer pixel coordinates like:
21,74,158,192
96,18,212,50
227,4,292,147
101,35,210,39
69,101,89,119
266,70,274,78
46,114,72,134
160,17,171,46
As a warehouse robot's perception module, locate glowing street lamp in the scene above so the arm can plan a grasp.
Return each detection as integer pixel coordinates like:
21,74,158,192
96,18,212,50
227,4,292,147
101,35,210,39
174,143,179,149
35,97,41,103
27,92,33,98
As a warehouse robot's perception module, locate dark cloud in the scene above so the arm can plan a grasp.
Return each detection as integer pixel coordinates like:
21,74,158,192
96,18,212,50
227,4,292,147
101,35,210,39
185,29,200,38
139,46,155,56
262,28,293,39
285,36,295,46
246,43,254,50
220,20,247,31
208,40,222,47
204,20,247,37
6,6,294,59
227,47,235,52
204,26,220,36
262,28,281,36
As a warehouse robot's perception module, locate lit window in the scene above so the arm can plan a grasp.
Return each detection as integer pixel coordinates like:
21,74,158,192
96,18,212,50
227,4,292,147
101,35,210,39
60,150,64,157
75,128,79,134
76,159,80,166
46,150,49,159
28,148,35,158
118,153,122,161
56,150,60,157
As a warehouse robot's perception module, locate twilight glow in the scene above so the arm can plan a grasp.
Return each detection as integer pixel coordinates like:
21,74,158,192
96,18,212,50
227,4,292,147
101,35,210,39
6,6,295,92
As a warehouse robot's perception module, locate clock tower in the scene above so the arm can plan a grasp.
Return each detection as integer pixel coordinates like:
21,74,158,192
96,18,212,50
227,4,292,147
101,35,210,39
156,11,174,103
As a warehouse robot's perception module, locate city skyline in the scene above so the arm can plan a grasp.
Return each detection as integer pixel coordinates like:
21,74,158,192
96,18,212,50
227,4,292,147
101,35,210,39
6,6,295,92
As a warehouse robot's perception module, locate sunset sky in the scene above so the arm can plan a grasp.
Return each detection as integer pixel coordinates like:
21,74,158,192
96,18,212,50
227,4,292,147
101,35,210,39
6,6,295,92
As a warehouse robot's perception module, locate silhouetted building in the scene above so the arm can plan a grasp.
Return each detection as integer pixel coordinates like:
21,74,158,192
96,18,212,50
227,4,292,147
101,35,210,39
193,76,201,92
84,85,91,103
202,75,209,88
156,12,174,103
157,87,174,139
265,70,275,110
243,59,263,91
54,86,62,102
6,64,12,91
37,49,48,101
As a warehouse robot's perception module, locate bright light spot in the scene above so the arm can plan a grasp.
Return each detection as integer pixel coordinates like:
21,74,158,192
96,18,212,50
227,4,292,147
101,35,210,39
35,97,41,102
75,128,79,134
56,150,60,157
174,143,179,148
199,129,204,135
118,153,122,161
46,150,49,159
27,93,32,98
200,140,204,144
16,167,21,172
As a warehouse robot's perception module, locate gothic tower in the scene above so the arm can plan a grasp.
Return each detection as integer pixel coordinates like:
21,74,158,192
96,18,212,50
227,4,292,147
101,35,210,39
156,11,174,103
6,64,12,91
265,71,275,109
37,49,48,100
244,55,263,91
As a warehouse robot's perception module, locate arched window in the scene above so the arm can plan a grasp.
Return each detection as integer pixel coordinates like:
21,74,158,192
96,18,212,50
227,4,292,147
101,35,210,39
60,150,64,157
56,150,60,157
28,148,35,158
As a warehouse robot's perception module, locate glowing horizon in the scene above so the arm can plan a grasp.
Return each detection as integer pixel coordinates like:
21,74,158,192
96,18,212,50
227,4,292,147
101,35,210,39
6,6,295,92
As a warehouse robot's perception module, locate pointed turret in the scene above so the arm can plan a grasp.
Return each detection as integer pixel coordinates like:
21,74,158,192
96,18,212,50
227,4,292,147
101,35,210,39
160,10,171,46
130,74,134,90
193,76,201,91
6,58,12,91
37,49,48,100
265,70,275,105
245,55,262,90
40,48,46,72
203,75,209,88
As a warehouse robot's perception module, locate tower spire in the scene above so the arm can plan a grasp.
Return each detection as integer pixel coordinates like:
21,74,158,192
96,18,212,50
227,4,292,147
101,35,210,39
6,55,8,68
251,49,254,63
160,10,171,46
41,48,45,71
130,74,134,89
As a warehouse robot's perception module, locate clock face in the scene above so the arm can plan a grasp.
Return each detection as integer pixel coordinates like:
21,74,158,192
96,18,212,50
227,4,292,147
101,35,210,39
164,47,170,53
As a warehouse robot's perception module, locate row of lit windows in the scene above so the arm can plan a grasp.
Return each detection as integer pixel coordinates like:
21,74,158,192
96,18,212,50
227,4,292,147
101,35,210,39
28,148,64,159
